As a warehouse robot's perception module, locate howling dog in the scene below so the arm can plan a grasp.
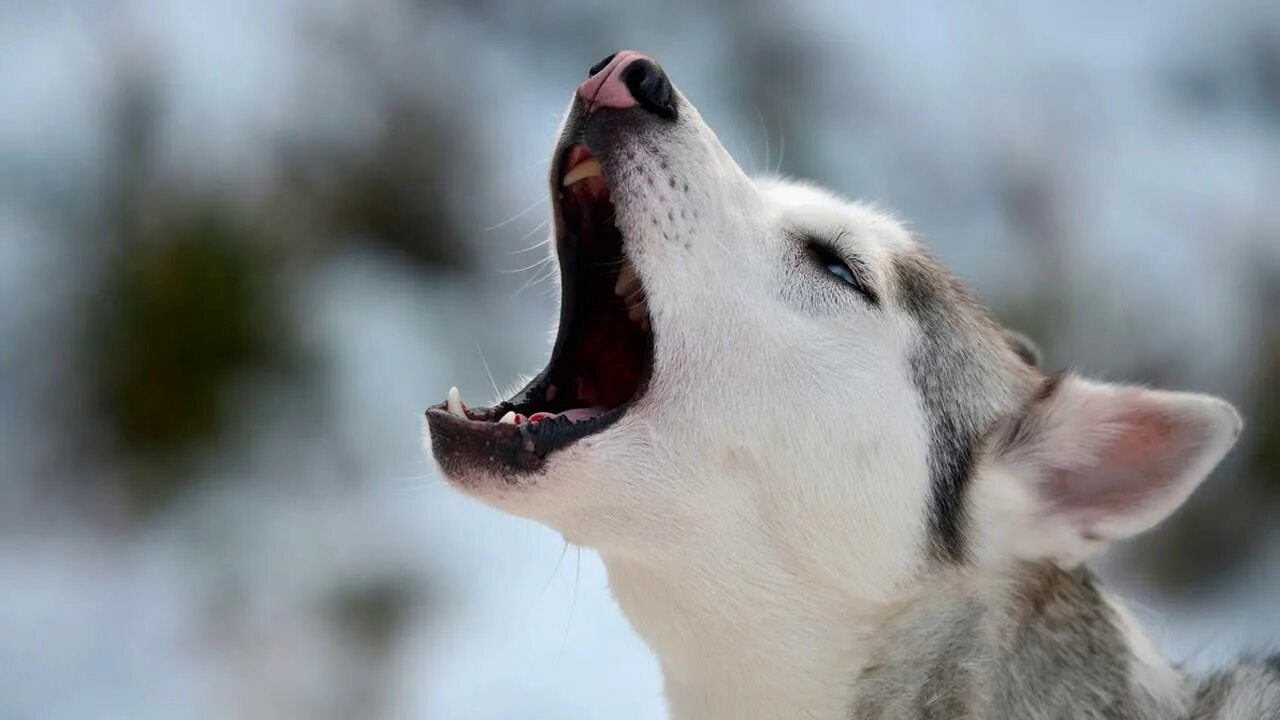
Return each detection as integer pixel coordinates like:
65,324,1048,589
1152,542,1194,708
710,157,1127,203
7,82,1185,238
425,51,1279,719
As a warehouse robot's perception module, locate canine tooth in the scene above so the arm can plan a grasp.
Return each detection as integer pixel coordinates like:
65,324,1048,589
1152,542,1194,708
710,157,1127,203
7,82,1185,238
562,158,603,186
498,411,517,425
447,386,465,418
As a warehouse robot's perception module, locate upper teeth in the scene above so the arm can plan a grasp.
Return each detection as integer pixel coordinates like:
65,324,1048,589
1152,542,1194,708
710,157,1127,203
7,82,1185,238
562,158,603,186
615,259,649,327
447,386,466,419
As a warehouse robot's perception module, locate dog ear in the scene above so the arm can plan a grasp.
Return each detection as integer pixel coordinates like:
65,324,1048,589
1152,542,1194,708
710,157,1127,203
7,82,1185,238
983,374,1241,564
1004,330,1042,368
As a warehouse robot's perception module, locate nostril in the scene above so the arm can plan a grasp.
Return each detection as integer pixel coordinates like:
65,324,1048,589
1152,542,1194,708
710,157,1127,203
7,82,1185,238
588,52,617,78
622,59,677,120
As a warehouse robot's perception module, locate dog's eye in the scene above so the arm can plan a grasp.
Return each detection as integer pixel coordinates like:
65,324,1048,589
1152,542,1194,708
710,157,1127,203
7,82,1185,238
822,256,858,287
806,241,878,305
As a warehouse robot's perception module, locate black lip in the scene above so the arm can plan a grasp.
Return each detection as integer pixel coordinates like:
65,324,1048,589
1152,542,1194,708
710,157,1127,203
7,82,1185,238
425,398,637,477
424,108,655,476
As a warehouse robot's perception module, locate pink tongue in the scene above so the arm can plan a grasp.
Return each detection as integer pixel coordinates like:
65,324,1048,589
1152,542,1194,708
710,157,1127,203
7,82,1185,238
557,406,606,422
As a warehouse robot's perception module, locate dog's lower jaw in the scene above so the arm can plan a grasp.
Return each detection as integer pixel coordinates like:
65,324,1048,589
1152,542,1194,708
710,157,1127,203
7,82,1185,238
604,555,1191,720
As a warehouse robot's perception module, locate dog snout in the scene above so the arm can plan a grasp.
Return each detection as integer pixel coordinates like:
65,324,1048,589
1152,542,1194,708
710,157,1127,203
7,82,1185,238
577,50,676,120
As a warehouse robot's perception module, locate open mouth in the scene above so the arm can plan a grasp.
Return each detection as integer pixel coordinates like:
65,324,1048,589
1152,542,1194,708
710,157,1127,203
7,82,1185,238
425,144,655,472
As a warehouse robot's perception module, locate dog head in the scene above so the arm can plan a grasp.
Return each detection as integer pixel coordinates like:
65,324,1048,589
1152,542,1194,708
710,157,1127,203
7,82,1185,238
426,51,1242,605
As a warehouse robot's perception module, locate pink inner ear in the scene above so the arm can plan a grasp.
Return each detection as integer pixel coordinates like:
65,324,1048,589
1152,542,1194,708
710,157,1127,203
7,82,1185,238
1040,403,1194,524
1111,409,1176,459
998,374,1239,558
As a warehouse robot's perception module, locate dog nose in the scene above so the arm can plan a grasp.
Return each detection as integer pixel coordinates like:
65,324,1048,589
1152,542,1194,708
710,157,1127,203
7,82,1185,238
577,50,676,120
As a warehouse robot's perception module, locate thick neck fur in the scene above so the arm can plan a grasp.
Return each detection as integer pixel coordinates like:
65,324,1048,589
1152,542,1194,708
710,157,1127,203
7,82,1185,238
604,555,1192,720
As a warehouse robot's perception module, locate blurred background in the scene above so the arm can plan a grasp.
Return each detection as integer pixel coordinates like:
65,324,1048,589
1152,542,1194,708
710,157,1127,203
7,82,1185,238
2,1,1279,718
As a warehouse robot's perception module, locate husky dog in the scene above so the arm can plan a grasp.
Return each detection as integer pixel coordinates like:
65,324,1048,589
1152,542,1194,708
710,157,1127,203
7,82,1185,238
425,51,1279,719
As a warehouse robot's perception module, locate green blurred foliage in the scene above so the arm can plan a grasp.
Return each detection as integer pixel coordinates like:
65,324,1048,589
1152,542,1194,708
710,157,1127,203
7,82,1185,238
78,45,474,516
280,99,471,271
88,212,286,510
328,575,422,654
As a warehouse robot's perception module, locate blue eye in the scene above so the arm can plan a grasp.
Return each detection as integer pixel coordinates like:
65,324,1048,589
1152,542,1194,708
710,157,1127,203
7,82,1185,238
823,258,858,287
805,239,879,306
808,242,859,289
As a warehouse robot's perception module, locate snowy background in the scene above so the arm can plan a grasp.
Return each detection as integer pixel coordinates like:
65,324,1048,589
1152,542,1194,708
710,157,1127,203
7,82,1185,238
2,1,1279,718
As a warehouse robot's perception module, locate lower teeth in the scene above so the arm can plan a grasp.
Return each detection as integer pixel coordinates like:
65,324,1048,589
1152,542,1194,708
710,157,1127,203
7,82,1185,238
496,407,607,426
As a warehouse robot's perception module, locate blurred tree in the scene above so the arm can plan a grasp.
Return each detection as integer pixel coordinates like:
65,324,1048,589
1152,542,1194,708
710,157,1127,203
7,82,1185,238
278,97,471,271
1133,263,1280,594
1168,12,1280,120
91,215,282,461
325,574,425,719
83,61,291,515
328,574,421,658
278,0,478,271
78,9,483,516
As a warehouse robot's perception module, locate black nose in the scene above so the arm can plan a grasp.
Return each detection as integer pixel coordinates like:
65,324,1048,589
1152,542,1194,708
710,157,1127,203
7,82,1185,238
622,59,676,119
581,51,677,120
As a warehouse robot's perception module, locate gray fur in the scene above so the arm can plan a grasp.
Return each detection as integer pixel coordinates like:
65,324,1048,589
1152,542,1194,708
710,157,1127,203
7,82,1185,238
880,250,1274,718
1190,661,1280,719
890,250,1038,562
992,565,1143,718
850,562,1280,719
853,595,989,719
1004,329,1043,367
